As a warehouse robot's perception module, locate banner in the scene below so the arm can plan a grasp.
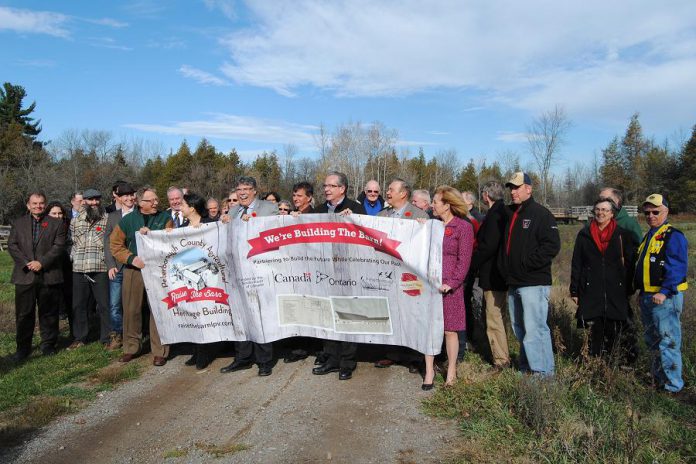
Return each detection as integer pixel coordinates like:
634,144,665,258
138,214,445,355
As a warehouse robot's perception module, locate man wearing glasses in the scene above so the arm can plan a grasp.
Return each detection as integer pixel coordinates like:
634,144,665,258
313,171,366,380
635,194,688,394
110,187,173,366
220,176,277,376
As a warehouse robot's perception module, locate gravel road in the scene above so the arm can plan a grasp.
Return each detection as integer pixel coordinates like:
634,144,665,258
3,354,458,463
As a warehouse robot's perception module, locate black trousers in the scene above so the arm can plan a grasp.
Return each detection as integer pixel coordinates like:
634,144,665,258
15,280,60,354
235,341,273,365
72,272,111,344
324,340,357,370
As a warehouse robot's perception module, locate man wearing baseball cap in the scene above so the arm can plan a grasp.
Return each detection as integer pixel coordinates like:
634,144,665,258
635,193,688,394
501,172,560,376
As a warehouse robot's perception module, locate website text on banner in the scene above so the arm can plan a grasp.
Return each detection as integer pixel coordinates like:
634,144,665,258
137,215,445,355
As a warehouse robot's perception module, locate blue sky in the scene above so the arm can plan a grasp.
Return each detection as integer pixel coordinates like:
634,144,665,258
2,1,696,171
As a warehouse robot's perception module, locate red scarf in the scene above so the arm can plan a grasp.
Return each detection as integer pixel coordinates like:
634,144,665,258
589,218,616,255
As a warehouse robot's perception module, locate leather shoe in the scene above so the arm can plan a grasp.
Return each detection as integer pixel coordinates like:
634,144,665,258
421,383,434,391
312,364,339,375
258,364,273,376
119,353,137,363
338,368,353,380
220,359,253,373
153,356,167,366
41,347,57,356
184,354,198,366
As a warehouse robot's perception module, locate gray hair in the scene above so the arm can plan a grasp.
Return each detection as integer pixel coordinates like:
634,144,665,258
412,189,431,203
599,186,623,207
136,186,156,203
327,171,348,190
462,191,477,204
236,176,258,189
482,181,504,202
391,178,412,199
166,186,183,196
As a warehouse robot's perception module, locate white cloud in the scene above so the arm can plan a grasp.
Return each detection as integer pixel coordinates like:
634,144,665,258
15,59,56,68
202,0,237,20
124,113,319,147
215,1,696,128
0,6,70,37
496,131,529,143
88,37,132,51
85,17,129,28
426,131,450,136
179,65,231,86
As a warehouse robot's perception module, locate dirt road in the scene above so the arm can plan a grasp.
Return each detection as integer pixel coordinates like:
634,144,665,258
5,355,458,463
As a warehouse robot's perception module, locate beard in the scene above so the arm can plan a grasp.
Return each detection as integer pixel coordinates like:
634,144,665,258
86,204,105,223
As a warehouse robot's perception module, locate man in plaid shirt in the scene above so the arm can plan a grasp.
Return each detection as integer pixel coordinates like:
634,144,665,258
68,188,111,349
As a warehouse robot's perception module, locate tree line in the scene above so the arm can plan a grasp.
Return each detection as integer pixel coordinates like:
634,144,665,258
1,81,695,223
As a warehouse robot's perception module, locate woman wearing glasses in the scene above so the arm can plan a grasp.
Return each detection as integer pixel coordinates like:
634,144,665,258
277,200,292,215
570,197,637,359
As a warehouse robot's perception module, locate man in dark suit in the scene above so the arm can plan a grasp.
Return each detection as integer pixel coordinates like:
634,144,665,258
104,182,137,350
220,176,278,376
167,186,188,228
8,191,66,361
469,181,511,369
312,171,366,380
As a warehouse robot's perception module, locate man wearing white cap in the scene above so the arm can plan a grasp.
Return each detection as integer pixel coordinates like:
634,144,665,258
635,193,688,394
502,172,560,376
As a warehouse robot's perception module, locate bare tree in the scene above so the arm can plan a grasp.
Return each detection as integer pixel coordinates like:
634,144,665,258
526,105,571,205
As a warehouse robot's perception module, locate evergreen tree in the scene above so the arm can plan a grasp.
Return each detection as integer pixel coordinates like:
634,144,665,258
677,125,696,212
600,136,627,190
0,82,42,142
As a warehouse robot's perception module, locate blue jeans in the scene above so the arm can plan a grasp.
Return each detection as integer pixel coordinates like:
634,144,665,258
508,285,554,375
639,292,683,392
109,269,123,334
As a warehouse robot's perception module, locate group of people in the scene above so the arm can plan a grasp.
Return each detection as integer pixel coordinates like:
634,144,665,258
7,170,688,393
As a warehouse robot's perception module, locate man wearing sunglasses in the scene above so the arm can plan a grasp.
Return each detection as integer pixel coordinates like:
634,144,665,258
635,194,688,394
359,179,384,216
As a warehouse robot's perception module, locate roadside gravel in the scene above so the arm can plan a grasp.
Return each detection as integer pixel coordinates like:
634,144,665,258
4,355,458,463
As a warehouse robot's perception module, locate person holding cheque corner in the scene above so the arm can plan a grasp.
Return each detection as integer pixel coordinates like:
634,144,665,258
422,186,474,390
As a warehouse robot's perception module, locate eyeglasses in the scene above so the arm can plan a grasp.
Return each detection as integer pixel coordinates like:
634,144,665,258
643,210,662,216
278,208,291,212
229,198,239,203
594,207,612,213
140,198,159,203
323,184,340,189
366,190,379,194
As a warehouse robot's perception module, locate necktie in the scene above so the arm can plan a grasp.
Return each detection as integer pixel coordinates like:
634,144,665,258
174,212,181,227
239,206,248,218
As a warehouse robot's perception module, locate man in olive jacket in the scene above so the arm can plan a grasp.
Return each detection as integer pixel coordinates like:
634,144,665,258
110,186,173,366
8,192,66,361
500,172,560,376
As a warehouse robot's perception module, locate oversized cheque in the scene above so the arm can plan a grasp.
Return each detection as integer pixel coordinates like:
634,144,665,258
138,214,445,355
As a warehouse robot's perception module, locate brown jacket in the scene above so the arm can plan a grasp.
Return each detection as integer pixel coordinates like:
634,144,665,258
8,215,66,285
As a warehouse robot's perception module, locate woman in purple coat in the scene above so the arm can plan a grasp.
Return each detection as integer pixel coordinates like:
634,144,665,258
423,186,474,389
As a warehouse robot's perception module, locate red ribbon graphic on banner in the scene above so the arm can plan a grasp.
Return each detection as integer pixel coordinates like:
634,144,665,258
162,287,229,309
247,223,403,260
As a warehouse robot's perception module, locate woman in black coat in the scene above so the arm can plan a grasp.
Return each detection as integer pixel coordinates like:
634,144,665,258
570,198,636,358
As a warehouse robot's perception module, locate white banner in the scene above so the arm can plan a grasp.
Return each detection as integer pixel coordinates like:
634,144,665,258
138,214,444,355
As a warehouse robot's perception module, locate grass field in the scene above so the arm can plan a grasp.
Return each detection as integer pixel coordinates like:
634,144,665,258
0,251,142,447
425,220,696,463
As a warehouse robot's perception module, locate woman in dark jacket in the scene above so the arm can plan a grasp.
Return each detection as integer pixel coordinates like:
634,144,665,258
570,197,636,358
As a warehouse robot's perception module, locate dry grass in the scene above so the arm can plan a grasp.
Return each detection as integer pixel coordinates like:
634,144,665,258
0,396,80,447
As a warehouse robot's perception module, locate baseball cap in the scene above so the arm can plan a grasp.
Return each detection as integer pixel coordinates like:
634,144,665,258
643,193,669,208
505,172,532,188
